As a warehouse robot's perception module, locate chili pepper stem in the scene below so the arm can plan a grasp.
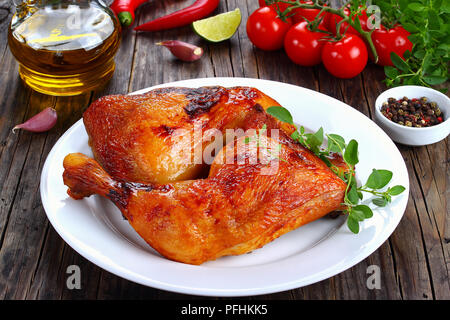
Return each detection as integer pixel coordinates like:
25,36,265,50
118,12,133,27
276,0,379,63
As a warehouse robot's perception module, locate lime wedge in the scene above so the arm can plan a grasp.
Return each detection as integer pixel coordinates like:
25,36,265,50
192,8,241,43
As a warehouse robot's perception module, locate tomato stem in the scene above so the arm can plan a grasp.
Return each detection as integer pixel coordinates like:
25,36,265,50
335,18,346,40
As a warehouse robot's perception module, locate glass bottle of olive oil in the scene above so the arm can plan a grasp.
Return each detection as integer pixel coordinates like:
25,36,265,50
8,0,121,96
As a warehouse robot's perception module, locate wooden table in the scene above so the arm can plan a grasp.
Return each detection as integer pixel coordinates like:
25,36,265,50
0,0,448,300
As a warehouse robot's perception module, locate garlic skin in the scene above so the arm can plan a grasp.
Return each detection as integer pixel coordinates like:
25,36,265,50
158,40,204,62
13,107,57,133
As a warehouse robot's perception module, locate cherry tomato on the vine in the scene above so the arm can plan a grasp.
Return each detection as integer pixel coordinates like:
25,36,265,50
328,7,370,35
321,34,368,79
371,25,413,66
258,1,331,31
258,0,291,12
247,6,292,51
284,21,326,66
292,0,331,30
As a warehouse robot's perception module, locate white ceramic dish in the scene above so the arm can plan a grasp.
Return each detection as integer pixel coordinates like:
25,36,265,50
40,77,409,297
374,85,450,146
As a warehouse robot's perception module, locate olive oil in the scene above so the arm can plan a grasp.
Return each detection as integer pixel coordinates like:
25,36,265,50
8,1,121,96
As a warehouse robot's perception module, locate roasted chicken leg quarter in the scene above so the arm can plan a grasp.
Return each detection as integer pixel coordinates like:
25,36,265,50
63,86,347,265
83,86,294,184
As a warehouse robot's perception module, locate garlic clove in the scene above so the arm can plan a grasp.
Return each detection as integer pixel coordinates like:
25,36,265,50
13,107,57,133
157,40,204,62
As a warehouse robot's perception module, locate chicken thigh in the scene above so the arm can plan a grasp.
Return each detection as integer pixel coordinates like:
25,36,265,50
84,86,294,184
64,109,346,264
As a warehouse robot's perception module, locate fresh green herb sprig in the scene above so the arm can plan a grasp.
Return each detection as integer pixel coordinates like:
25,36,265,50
372,0,449,90
266,106,406,234
244,124,287,163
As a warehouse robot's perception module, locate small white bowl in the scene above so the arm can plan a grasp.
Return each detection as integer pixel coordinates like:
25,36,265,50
374,85,450,146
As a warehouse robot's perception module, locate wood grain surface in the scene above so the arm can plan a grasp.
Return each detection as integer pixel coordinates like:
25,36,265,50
0,0,448,300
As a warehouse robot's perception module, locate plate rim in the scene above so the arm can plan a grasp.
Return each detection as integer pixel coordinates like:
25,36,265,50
40,77,410,297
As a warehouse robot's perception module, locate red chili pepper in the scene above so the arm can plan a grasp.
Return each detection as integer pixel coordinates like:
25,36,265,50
134,0,220,32
437,117,443,122
110,0,149,27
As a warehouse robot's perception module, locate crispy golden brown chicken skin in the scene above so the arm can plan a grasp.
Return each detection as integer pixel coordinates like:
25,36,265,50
63,137,346,265
84,86,295,184
63,86,348,265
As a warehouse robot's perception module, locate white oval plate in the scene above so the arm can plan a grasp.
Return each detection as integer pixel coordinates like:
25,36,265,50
40,77,409,297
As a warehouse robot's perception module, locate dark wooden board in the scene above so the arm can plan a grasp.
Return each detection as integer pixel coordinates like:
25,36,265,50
0,0,448,300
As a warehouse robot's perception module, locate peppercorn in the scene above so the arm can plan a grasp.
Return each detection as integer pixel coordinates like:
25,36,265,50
380,96,444,128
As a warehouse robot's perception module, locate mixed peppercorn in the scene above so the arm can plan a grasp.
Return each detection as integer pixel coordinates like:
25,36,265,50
381,96,444,128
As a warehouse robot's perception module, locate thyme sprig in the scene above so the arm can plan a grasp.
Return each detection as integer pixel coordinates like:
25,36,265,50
267,106,406,234
244,124,288,163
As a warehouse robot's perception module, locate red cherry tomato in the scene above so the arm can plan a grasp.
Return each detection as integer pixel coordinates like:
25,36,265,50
328,7,370,35
294,16,329,32
258,0,291,12
284,21,325,66
247,6,292,51
371,25,413,66
257,1,330,31
321,34,368,79
258,0,304,23
293,1,329,25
